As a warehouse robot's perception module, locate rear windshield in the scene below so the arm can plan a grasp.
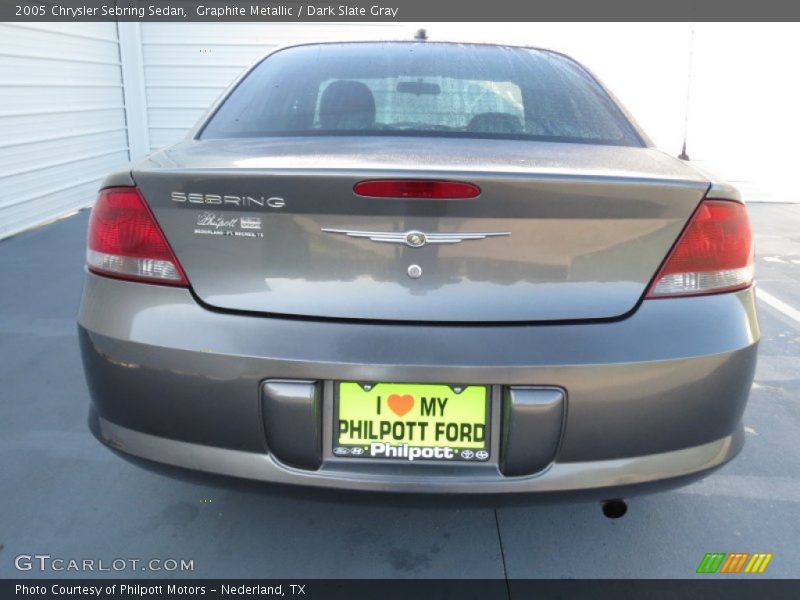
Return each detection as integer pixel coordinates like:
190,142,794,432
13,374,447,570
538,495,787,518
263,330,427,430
200,42,643,147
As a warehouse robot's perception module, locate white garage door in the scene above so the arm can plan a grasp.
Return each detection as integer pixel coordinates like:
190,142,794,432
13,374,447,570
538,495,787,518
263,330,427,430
139,23,411,152
0,23,131,239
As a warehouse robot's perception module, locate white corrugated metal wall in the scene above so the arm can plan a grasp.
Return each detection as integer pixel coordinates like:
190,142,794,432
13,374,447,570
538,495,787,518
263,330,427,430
0,23,131,239
0,22,412,240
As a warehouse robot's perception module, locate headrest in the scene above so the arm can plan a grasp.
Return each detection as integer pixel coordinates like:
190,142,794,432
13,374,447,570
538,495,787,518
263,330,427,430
467,112,523,134
319,80,376,130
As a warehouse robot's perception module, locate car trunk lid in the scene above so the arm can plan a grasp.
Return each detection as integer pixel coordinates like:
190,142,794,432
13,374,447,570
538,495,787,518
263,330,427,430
133,137,709,322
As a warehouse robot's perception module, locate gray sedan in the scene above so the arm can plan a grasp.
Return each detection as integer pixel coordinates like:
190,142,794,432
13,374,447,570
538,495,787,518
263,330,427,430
78,41,758,501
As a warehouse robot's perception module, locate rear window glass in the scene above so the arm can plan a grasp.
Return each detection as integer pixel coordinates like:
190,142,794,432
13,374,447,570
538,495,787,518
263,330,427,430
200,42,643,147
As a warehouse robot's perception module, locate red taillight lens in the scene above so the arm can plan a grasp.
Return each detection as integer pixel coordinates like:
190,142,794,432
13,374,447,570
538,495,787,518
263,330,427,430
86,187,188,286
646,198,753,298
354,179,480,199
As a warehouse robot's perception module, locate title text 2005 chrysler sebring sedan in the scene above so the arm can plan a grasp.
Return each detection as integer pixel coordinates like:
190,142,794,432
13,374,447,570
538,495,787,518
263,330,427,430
78,42,758,497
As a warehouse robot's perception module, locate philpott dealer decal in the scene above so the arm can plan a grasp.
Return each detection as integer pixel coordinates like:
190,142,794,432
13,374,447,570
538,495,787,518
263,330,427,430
194,211,263,239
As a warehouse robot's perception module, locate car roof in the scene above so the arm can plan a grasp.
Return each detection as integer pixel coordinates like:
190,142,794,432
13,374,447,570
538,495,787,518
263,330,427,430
266,39,572,61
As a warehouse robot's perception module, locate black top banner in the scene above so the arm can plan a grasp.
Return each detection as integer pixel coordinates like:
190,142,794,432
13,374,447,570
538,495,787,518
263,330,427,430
4,0,800,22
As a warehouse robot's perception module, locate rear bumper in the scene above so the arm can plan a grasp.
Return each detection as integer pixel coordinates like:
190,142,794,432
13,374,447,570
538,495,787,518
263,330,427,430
78,271,759,495
89,409,743,497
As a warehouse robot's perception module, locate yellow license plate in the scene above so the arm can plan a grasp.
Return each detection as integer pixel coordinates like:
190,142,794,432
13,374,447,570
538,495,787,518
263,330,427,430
335,382,490,462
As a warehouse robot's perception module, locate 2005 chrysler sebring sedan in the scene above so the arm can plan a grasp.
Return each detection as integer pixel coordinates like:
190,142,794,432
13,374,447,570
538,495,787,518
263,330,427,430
78,41,759,497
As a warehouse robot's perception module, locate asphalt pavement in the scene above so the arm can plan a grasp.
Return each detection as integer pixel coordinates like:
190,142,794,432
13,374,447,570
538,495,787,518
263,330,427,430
0,204,798,580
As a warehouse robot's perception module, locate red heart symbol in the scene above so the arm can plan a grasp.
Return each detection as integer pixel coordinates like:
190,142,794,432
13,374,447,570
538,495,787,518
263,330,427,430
387,394,414,417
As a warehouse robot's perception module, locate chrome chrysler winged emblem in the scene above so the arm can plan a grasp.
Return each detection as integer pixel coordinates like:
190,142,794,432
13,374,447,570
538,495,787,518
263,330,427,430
321,228,511,248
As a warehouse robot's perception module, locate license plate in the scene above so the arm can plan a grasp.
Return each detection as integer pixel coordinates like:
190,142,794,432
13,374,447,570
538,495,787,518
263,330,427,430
334,382,490,462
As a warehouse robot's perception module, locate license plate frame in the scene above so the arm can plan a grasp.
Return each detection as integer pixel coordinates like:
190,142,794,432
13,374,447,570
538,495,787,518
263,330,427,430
333,382,491,463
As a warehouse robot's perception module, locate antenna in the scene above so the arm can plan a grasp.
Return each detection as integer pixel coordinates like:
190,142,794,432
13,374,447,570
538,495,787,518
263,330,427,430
679,24,695,161
678,140,690,161
414,28,428,41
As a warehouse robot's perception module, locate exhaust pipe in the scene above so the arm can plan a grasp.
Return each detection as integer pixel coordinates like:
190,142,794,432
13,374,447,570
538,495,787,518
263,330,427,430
602,499,628,519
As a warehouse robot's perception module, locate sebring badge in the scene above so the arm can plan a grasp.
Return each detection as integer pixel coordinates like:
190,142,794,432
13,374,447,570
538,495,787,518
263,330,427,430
320,228,511,248
171,191,285,209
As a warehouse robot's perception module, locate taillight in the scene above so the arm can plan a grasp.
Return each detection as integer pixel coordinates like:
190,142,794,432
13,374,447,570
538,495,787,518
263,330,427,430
86,187,188,286
354,179,480,199
646,198,753,298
